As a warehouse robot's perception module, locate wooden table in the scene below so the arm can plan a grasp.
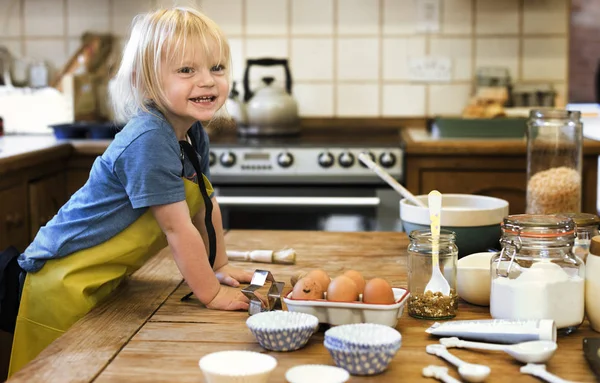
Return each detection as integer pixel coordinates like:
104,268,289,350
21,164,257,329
7,231,598,382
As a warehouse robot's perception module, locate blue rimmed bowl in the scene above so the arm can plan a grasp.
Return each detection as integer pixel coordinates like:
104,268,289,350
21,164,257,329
246,310,319,352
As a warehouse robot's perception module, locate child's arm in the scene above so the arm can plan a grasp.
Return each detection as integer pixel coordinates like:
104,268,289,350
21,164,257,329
151,200,249,311
193,197,253,286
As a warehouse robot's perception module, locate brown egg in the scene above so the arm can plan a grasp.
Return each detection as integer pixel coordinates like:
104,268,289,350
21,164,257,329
305,269,331,291
326,275,359,302
343,270,366,294
363,278,395,304
292,277,324,300
290,271,307,287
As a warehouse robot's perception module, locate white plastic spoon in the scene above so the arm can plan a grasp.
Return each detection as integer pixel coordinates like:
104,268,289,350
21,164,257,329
358,152,426,208
440,337,557,364
422,365,462,383
520,363,581,383
426,344,490,383
425,191,451,295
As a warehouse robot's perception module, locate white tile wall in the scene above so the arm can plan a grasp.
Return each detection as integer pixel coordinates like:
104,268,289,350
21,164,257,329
0,0,570,117
67,0,110,37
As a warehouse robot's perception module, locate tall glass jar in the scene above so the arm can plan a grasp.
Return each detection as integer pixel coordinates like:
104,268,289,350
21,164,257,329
556,212,600,263
490,215,585,335
526,109,583,215
408,230,459,320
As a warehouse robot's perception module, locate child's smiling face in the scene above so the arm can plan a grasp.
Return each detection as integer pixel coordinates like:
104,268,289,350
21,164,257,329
160,41,229,135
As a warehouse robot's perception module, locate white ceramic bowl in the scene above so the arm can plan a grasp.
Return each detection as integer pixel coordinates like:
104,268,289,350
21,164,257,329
400,194,509,256
456,252,495,306
285,364,350,383
199,350,277,383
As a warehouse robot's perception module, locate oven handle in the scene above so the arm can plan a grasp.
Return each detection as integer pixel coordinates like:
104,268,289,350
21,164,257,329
216,196,381,207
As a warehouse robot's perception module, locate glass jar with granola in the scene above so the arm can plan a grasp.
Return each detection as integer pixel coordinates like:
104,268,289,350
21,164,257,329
526,109,583,215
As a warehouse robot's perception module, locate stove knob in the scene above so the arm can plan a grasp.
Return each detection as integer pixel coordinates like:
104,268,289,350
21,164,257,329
379,152,397,168
359,151,376,168
209,151,216,167
277,152,294,168
338,152,355,168
220,151,236,168
318,152,334,168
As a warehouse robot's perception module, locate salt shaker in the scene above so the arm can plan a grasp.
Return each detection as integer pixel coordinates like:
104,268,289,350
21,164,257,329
526,109,583,214
586,236,600,333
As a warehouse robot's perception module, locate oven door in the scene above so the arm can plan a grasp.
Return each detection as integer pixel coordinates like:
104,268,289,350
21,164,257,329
214,186,402,232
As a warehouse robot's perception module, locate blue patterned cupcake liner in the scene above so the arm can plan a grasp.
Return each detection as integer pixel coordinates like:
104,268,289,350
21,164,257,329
324,337,401,352
324,323,402,351
250,326,317,351
247,311,319,352
324,342,399,376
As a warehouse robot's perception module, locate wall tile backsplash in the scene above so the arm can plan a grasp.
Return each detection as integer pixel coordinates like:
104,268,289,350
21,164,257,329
0,0,569,118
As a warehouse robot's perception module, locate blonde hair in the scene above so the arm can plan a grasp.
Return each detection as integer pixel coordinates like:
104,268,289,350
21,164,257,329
110,7,231,123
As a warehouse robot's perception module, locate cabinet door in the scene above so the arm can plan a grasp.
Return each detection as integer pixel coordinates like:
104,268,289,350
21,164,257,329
29,173,67,241
0,184,29,252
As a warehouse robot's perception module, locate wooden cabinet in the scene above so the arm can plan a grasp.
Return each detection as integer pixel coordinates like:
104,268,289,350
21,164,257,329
29,172,67,241
0,184,29,252
405,154,599,215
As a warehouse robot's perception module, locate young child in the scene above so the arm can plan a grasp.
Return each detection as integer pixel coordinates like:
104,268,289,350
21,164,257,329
8,7,252,375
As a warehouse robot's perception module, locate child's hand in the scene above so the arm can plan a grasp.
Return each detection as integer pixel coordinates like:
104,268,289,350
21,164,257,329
206,285,250,311
215,264,253,287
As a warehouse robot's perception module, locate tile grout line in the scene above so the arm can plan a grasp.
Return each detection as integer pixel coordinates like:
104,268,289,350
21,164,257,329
378,0,383,117
471,0,476,100
517,0,524,82
332,0,338,116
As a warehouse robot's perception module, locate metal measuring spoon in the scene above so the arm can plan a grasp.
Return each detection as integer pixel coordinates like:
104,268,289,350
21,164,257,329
426,344,491,382
520,363,581,383
440,337,557,364
422,365,462,383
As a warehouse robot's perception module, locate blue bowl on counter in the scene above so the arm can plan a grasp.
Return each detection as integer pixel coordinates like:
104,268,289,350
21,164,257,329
50,122,121,139
400,194,509,257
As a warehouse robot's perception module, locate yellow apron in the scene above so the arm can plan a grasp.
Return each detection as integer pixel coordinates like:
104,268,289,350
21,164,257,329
8,177,213,376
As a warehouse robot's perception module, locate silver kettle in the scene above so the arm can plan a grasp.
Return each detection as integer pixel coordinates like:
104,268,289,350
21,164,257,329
238,58,300,136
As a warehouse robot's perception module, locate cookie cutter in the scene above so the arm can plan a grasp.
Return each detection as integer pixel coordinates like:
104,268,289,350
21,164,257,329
241,269,285,316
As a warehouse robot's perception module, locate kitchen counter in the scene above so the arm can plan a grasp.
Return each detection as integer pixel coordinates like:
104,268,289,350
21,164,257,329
6,230,597,382
0,135,110,175
403,127,600,155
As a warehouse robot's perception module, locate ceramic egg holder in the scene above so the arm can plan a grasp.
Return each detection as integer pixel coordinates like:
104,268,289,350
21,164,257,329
242,269,285,316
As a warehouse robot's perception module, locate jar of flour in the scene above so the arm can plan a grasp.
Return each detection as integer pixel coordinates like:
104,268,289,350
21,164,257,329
490,214,585,335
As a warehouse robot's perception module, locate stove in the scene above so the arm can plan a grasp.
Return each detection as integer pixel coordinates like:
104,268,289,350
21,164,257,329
208,130,404,185
208,129,405,232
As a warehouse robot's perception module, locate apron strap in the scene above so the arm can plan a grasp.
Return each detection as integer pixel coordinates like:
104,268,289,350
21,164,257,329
179,137,217,301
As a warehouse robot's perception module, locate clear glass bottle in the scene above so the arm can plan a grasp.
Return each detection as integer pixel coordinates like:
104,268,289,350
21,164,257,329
556,212,600,263
526,109,583,215
490,214,585,335
407,230,459,320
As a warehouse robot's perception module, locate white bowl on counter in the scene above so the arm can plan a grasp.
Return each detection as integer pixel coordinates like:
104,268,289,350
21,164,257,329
400,194,509,257
456,252,495,306
199,350,277,383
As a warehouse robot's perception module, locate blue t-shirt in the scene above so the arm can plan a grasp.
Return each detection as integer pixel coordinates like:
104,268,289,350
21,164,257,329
18,109,212,272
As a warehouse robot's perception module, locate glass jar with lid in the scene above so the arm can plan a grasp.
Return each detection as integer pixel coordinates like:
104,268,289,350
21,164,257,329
490,214,585,334
526,109,583,215
556,212,600,263
407,230,459,320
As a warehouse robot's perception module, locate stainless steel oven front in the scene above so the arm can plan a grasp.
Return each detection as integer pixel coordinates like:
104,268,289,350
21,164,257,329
214,185,402,232
209,145,404,232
